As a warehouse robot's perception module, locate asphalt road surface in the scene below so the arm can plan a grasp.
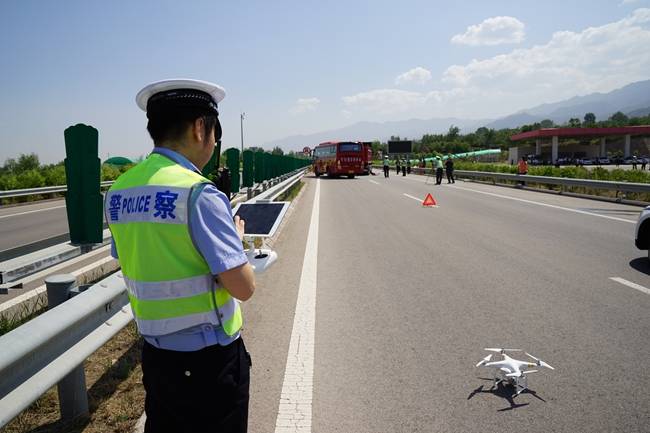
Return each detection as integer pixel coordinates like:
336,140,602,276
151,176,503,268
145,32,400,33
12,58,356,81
245,173,649,433
0,199,69,253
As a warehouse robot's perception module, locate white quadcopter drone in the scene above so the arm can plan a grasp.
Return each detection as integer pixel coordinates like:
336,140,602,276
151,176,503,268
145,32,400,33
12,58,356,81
476,348,555,396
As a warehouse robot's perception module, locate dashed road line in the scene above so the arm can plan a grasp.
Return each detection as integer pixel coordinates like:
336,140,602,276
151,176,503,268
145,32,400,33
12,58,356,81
610,277,650,296
274,178,319,433
368,180,380,185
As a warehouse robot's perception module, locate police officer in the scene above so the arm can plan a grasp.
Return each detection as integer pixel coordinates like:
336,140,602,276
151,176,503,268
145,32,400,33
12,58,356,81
434,156,444,185
383,155,390,178
105,79,256,433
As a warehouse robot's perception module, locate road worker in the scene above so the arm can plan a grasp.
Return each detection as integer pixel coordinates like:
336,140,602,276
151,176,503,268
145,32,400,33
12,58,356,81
105,79,255,433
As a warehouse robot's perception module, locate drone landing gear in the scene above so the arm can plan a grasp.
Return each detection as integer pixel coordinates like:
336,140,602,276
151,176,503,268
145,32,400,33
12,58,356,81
493,371,528,397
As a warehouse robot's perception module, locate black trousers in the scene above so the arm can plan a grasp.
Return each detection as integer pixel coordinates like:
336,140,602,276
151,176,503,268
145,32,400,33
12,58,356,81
142,338,251,433
446,170,454,183
383,166,389,177
435,168,443,184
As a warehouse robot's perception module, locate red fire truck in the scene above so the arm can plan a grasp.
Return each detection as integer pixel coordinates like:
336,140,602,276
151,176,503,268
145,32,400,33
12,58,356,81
313,141,365,178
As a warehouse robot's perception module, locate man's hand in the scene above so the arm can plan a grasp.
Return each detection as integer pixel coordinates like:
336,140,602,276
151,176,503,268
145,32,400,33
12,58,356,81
234,215,245,241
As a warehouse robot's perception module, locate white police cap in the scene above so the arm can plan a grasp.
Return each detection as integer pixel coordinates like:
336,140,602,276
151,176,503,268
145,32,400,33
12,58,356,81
135,78,226,112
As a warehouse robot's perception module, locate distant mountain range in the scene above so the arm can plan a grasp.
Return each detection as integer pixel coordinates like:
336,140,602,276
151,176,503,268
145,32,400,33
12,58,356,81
263,117,489,151
264,79,650,151
486,80,650,129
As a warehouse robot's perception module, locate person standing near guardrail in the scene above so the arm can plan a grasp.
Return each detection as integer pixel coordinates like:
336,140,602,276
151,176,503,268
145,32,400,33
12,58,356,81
104,79,256,433
517,156,528,186
383,155,390,178
434,156,444,185
445,155,455,184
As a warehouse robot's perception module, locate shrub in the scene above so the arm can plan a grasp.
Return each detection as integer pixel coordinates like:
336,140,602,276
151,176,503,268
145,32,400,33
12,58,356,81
16,169,45,188
43,165,66,186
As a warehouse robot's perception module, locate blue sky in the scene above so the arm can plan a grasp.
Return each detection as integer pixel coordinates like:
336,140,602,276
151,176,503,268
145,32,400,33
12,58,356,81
1,0,649,163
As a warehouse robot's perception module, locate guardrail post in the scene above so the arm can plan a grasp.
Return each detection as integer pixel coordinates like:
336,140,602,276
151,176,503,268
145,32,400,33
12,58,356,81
45,274,89,422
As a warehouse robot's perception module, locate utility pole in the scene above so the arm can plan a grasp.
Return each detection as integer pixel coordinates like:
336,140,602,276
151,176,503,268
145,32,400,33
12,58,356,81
240,112,245,158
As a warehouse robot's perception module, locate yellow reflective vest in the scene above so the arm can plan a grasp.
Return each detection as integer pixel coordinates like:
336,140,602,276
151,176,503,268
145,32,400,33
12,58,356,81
105,153,242,337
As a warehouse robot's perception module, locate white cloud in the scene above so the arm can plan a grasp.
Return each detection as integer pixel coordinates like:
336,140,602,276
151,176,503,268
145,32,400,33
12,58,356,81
341,87,476,117
342,9,650,120
443,8,650,100
395,67,432,85
451,16,525,46
289,97,320,115
342,89,427,115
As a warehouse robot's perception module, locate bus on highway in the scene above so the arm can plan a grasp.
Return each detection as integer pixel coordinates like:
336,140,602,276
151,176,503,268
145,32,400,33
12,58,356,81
361,142,373,175
313,141,365,178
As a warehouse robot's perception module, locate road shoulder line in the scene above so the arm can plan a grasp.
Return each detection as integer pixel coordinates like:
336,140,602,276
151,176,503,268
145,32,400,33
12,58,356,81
274,178,319,433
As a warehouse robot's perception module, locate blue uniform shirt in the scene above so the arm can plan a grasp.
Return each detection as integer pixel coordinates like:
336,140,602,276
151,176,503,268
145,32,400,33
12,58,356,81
110,147,248,350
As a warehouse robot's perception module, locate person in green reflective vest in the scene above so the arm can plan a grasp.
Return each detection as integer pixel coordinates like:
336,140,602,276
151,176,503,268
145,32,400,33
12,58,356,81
105,79,256,433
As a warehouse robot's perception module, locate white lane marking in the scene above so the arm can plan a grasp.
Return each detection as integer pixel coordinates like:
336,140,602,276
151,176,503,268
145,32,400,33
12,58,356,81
0,254,116,313
368,180,380,185
274,178,319,433
403,193,438,207
0,205,66,220
448,185,636,224
610,277,650,296
403,193,422,202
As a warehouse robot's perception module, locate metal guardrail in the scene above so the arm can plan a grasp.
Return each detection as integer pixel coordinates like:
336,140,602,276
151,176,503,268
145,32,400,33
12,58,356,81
253,169,306,202
403,167,650,195
0,181,114,199
0,272,131,427
0,168,308,428
455,170,650,194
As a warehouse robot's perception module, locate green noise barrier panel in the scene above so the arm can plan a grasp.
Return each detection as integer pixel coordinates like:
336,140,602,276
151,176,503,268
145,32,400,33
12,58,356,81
64,124,103,245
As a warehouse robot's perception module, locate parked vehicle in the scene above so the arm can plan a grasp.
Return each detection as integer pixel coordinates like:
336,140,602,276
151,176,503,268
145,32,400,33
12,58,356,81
526,155,545,165
313,141,365,178
596,157,610,165
361,142,373,175
635,206,650,261
623,157,637,165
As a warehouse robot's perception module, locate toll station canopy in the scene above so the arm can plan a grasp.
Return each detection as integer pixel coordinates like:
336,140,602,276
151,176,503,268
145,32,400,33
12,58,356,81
509,126,650,162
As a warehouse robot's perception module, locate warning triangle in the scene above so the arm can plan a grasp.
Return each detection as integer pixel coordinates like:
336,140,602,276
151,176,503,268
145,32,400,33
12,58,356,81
422,193,437,207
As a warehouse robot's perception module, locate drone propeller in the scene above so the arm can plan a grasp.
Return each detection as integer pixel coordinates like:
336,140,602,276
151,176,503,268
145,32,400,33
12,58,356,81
485,348,521,354
525,352,555,370
475,354,493,367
